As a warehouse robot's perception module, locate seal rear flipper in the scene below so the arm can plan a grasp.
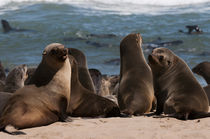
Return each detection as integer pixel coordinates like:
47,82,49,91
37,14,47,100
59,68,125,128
1,19,13,33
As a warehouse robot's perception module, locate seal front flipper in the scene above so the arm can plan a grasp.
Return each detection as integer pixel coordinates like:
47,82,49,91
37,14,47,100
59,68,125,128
1,19,13,33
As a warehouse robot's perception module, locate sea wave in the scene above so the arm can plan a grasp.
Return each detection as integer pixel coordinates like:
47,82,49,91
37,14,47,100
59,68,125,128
0,0,210,15
1,0,210,6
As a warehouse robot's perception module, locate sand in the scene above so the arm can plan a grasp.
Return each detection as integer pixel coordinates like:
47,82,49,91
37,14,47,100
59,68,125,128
0,114,210,139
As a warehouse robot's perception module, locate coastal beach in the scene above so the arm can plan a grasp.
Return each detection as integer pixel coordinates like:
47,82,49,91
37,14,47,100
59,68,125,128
0,0,210,138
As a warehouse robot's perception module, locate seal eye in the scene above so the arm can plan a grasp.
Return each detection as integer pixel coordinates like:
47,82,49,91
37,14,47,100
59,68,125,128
159,56,164,62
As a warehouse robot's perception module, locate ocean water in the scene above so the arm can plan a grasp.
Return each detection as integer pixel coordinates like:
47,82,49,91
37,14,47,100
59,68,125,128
0,0,209,86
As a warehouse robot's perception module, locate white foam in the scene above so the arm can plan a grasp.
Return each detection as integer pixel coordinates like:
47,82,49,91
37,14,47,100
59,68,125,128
0,0,210,15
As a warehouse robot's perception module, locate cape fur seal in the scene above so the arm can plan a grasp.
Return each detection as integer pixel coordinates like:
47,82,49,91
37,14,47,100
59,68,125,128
0,61,6,82
118,33,155,115
148,47,210,120
1,19,35,33
0,43,71,131
89,68,119,96
67,55,120,117
3,64,28,93
67,48,96,93
192,61,210,84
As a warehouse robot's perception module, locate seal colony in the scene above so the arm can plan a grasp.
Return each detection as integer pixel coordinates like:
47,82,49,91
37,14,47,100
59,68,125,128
0,33,210,135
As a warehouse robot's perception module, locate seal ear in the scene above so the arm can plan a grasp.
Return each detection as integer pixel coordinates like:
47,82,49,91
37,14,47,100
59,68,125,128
42,50,47,55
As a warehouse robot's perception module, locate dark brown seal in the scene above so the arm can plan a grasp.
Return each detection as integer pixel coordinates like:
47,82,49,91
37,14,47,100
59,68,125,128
118,33,155,116
192,61,210,84
3,64,28,93
148,47,210,120
68,48,96,93
67,55,120,117
0,61,6,82
0,43,71,131
24,67,36,85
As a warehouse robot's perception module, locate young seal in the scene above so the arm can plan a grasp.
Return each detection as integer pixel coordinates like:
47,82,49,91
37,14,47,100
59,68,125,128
118,33,155,116
0,43,71,131
192,61,210,84
3,64,28,93
68,48,96,93
148,47,210,120
67,55,120,117
89,68,119,97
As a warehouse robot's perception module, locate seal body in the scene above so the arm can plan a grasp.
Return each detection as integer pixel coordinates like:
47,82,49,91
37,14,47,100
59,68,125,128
148,47,209,120
67,56,120,117
68,48,96,93
192,61,210,84
0,43,71,130
3,64,28,93
0,61,6,82
118,33,155,115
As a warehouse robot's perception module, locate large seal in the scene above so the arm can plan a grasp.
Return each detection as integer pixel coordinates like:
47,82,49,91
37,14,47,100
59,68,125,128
148,47,210,120
68,48,96,93
117,33,155,115
67,55,120,117
192,61,210,84
3,64,28,93
0,43,71,131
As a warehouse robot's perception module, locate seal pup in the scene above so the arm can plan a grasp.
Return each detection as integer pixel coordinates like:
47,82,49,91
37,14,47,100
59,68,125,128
3,64,28,93
118,33,155,116
0,61,6,82
148,47,210,120
1,19,35,33
89,68,119,96
67,55,120,117
192,61,210,84
68,48,96,93
0,43,71,131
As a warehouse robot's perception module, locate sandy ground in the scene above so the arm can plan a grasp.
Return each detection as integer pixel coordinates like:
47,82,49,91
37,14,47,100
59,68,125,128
0,115,210,139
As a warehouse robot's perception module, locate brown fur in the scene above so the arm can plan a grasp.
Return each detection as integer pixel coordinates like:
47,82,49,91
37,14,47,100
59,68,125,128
0,92,12,115
0,61,6,82
24,67,36,85
67,56,120,117
204,85,210,105
118,33,155,116
3,64,28,93
89,68,119,96
68,48,96,93
148,47,209,120
192,61,210,84
0,43,71,130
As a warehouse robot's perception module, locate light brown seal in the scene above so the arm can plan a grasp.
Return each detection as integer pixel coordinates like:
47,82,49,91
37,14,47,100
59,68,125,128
3,64,28,93
67,55,120,117
68,48,96,93
192,61,210,84
0,43,71,131
117,33,155,116
148,47,210,120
